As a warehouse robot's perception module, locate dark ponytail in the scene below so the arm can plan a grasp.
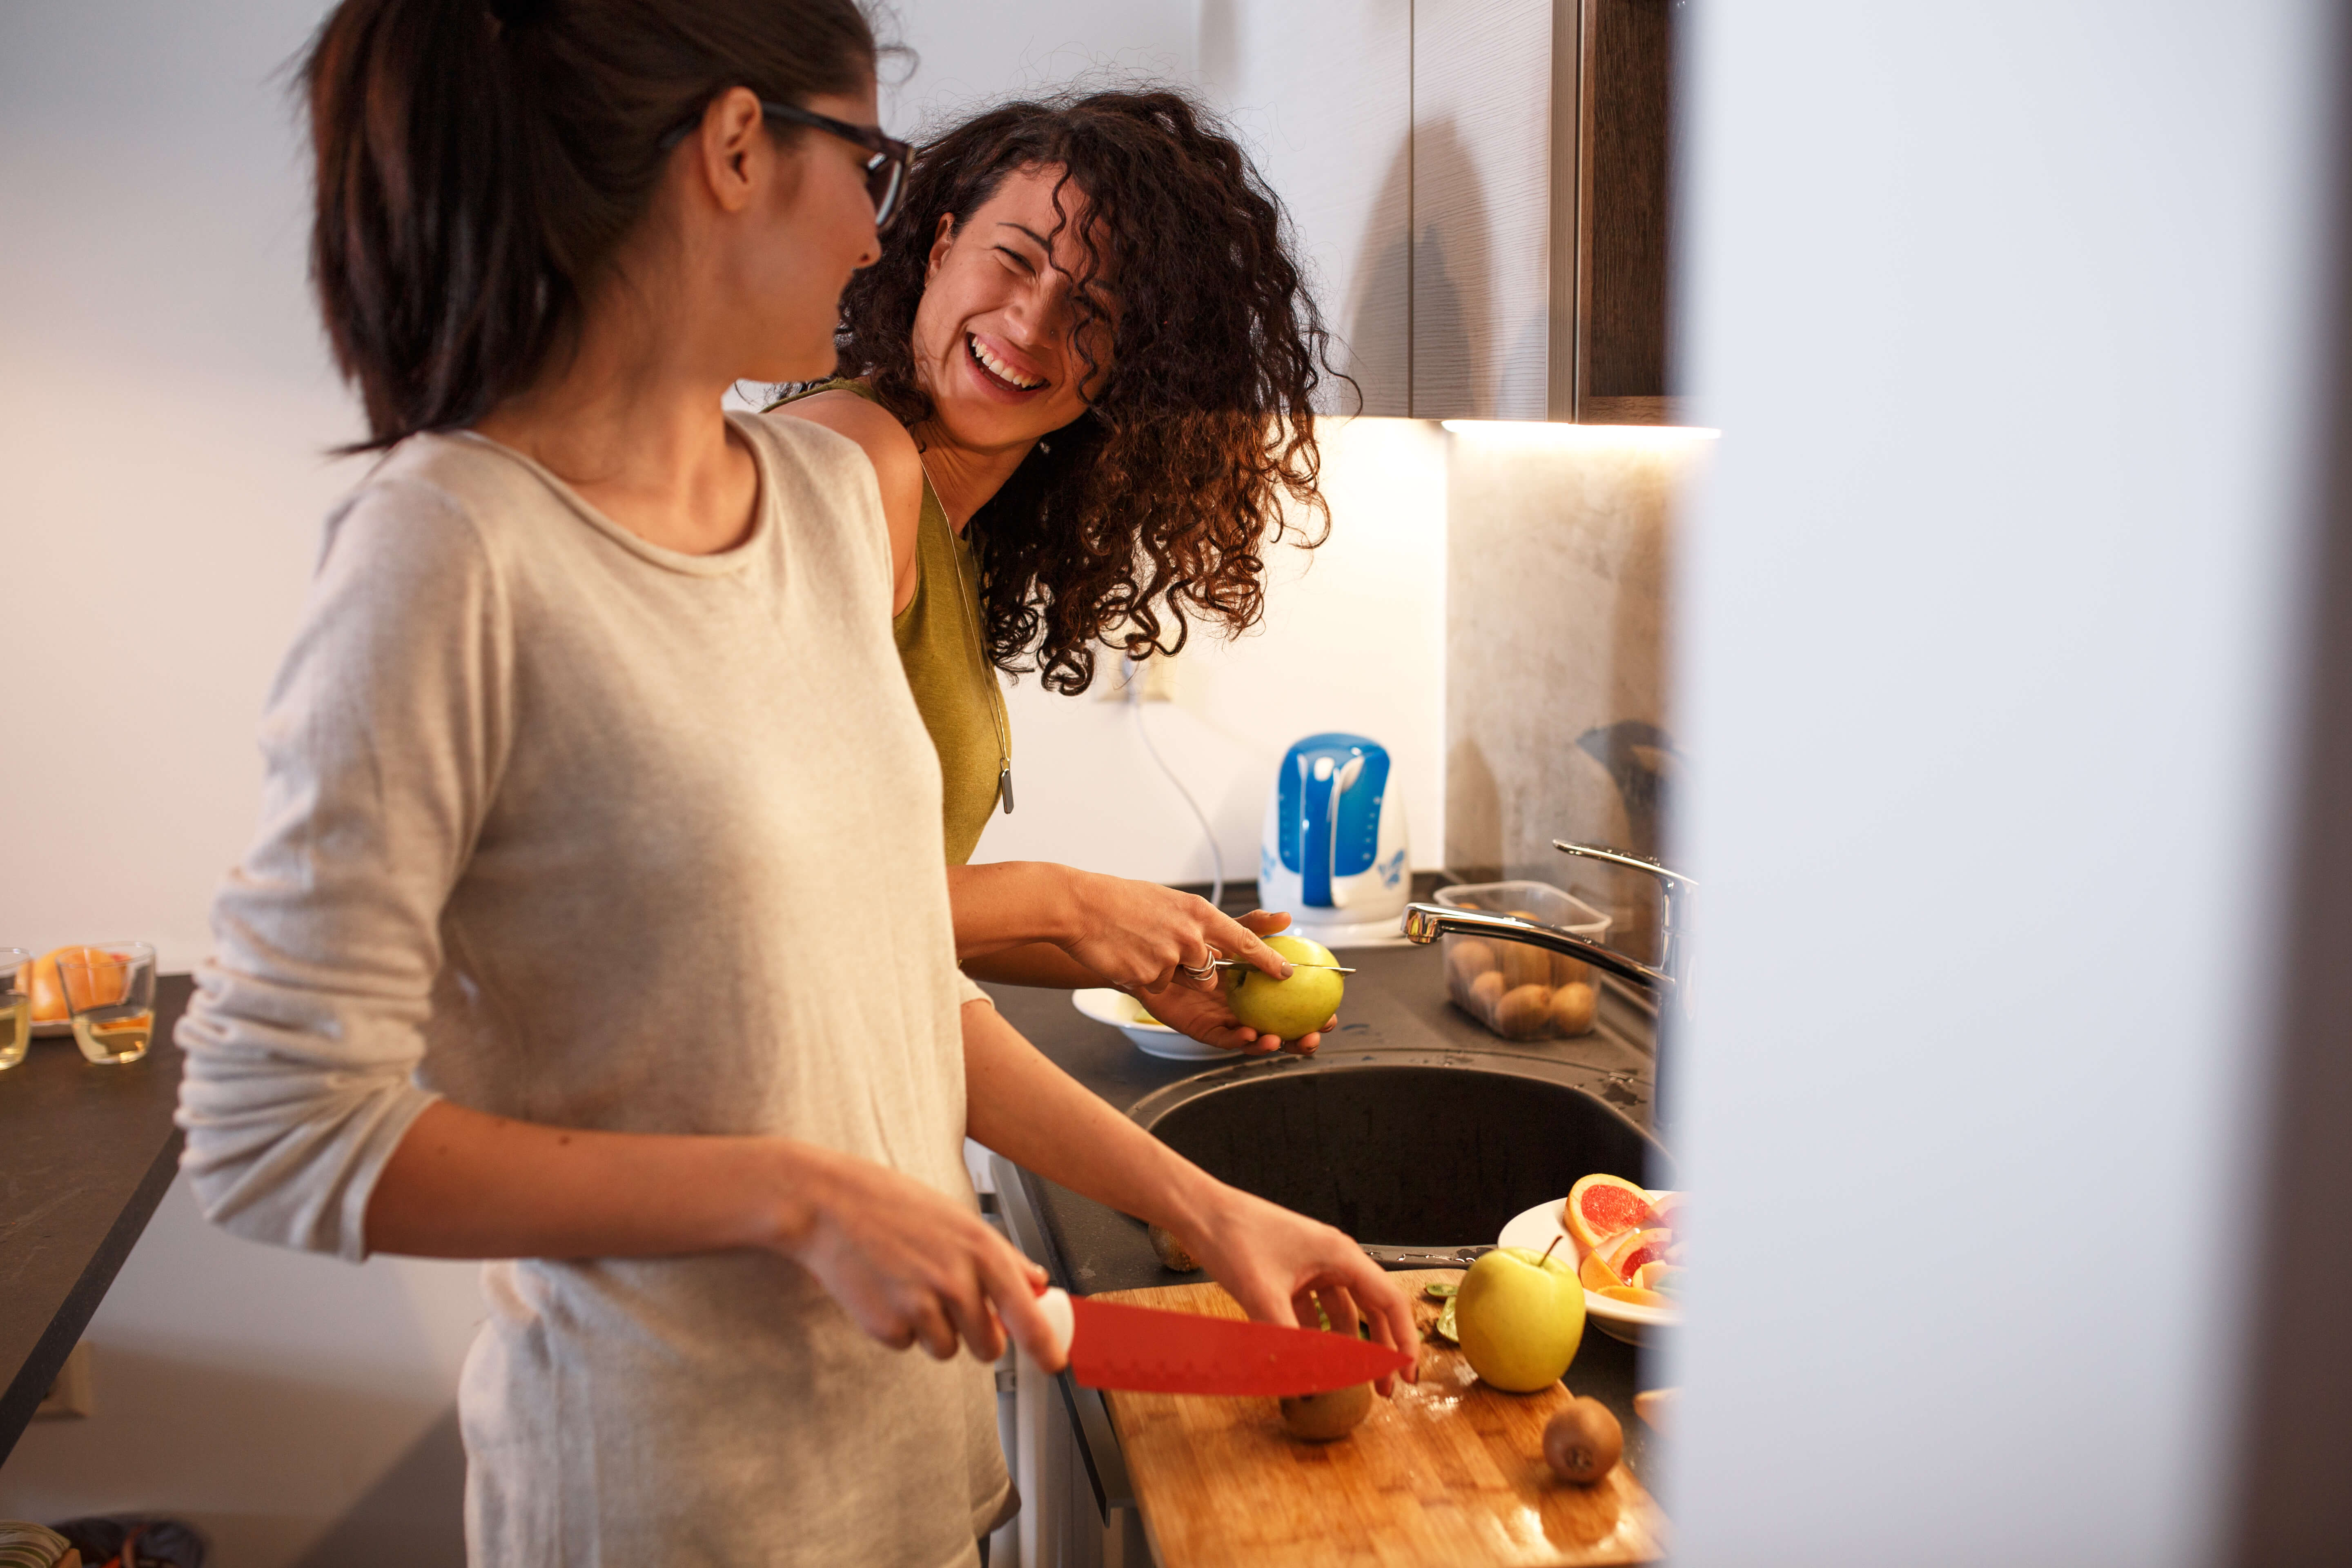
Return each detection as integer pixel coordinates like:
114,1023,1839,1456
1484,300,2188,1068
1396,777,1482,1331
303,0,879,450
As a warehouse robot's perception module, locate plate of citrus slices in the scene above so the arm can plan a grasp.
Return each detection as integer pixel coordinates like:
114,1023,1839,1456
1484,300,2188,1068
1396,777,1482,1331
1497,1173,1684,1345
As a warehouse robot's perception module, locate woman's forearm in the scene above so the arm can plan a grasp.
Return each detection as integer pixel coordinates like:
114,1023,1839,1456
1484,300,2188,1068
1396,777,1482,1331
364,1099,822,1259
960,998,1220,1235
944,861,1085,960
960,942,1106,989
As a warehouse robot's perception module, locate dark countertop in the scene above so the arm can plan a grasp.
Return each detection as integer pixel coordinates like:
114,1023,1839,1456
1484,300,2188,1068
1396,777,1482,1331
981,938,1668,1520
0,973,190,1461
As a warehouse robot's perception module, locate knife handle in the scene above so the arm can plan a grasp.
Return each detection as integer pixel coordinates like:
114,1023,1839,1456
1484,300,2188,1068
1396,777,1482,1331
1360,1244,1494,1270
1036,1286,1075,1366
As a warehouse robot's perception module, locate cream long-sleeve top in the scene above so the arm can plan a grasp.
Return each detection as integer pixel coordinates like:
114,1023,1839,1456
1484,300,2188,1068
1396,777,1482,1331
174,413,1007,1567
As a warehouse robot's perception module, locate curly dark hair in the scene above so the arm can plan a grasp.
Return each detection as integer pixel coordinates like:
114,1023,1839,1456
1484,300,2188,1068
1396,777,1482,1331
835,88,1350,695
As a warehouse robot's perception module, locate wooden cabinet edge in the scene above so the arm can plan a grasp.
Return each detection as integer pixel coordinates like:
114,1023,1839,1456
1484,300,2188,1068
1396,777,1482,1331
1579,395,1689,426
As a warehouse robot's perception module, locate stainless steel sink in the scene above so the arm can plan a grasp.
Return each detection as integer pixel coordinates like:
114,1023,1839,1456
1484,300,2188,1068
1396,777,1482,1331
1127,1051,1670,1255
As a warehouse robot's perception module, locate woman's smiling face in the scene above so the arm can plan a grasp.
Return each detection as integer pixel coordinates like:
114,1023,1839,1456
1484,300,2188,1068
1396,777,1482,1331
909,163,1112,454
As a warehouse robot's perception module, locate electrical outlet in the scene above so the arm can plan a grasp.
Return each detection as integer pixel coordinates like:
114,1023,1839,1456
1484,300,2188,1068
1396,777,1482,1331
35,1343,92,1419
1100,652,1180,703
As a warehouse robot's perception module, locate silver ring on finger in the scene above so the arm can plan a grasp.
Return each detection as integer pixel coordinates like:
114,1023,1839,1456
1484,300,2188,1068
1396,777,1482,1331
1178,958,1217,983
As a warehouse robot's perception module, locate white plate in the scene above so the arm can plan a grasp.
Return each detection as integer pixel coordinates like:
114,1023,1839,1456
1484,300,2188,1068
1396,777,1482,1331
1071,988,1226,1061
1498,1197,1681,1345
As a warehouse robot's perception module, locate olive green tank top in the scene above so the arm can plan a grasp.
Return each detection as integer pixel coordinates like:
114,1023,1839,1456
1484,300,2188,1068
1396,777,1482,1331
768,380,1010,865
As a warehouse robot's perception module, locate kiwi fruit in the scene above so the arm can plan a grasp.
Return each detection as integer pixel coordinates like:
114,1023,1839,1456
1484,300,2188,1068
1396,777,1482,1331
1466,969,1508,1021
1280,1381,1373,1442
1500,941,1554,992
1147,1223,1200,1273
1543,1396,1623,1485
1549,981,1597,1036
1446,937,1500,996
1549,951,1592,988
1494,982,1555,1039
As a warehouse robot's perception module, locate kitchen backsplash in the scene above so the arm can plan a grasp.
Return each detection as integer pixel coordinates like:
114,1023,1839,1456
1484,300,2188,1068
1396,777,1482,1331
1443,425,1711,960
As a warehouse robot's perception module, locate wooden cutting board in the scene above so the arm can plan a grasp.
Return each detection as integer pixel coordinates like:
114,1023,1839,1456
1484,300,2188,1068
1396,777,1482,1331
1095,1271,1666,1568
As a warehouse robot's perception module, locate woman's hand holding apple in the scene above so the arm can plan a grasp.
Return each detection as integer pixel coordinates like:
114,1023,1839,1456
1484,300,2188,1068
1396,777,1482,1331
1057,873,1295,993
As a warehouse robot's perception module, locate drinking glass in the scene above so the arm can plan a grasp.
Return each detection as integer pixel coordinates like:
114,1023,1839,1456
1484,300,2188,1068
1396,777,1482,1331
0,949,31,1071
55,942,156,1065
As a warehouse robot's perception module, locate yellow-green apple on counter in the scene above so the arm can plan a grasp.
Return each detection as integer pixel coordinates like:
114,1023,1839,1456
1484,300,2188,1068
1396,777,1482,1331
1455,1243,1586,1392
1220,933,1344,1040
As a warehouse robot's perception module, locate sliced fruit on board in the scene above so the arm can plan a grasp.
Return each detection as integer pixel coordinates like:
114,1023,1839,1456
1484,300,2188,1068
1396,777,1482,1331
1597,1226,1675,1282
1561,1173,1659,1254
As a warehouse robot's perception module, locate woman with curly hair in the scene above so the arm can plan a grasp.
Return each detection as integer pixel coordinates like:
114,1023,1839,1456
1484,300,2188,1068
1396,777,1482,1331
778,89,1347,1054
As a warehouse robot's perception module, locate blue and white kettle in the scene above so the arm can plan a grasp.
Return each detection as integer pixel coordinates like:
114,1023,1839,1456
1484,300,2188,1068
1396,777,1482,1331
1258,733,1412,944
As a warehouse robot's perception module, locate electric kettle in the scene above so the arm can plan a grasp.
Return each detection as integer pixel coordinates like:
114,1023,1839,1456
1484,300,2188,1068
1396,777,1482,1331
1258,733,1411,946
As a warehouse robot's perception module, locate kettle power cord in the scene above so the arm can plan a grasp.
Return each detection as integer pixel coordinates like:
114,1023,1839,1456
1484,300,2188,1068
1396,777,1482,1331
1123,656,1226,911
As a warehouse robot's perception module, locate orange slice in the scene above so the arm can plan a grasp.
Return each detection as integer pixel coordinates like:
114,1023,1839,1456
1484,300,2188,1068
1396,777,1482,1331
29,945,121,1021
1598,1285,1671,1308
1562,1174,1659,1254
1578,1250,1621,1294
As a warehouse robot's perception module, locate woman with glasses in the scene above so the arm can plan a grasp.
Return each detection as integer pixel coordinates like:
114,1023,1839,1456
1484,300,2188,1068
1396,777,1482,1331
775,92,1353,1056
174,5,1414,1562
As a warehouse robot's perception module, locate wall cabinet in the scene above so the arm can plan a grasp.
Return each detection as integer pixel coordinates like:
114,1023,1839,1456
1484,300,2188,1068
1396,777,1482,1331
1202,0,1678,422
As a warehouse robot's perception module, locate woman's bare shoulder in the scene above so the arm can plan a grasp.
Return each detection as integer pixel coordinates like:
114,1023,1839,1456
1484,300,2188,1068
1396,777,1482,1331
773,391,920,500
767,388,924,606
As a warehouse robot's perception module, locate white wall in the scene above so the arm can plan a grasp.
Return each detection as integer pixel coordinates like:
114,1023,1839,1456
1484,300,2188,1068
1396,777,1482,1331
880,0,1199,136
0,0,363,970
1665,3,2329,1564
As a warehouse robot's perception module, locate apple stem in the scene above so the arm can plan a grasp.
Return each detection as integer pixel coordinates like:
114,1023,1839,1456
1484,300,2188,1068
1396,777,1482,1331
1541,1236,1564,1266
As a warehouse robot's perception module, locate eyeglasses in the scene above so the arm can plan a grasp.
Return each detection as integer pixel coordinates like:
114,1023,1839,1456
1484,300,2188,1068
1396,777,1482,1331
660,98,913,227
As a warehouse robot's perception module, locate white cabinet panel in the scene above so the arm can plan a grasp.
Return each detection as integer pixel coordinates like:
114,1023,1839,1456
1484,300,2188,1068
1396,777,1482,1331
1198,0,1412,414
1411,0,1558,419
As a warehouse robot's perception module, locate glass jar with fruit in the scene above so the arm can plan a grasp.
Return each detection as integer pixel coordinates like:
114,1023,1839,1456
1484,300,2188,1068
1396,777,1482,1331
1435,880,1612,1041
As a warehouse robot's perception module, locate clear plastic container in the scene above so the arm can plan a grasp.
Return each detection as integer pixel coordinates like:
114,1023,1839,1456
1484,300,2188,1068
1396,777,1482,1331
1435,880,1613,1040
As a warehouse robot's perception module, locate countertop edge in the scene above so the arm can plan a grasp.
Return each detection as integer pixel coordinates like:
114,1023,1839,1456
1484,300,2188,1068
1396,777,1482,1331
0,1117,183,1460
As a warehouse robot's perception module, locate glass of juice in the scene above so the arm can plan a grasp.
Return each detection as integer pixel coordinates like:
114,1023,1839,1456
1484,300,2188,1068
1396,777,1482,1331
0,949,31,1070
55,942,156,1066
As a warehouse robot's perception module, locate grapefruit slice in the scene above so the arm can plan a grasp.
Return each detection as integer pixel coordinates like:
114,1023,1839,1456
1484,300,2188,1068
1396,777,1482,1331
1562,1174,1658,1254
1597,1227,1675,1283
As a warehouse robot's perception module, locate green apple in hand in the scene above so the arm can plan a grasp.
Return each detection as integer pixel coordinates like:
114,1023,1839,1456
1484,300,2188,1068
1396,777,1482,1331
1454,1243,1586,1392
1220,933,1343,1040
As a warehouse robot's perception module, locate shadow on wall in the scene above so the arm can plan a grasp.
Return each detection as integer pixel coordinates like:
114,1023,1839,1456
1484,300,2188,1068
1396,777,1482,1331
1197,0,1237,82
1340,130,1414,414
1409,116,1493,417
0,1345,465,1568
291,1410,466,1568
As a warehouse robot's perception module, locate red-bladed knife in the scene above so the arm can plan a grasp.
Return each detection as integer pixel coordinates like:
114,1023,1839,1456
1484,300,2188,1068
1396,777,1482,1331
1034,1287,1412,1395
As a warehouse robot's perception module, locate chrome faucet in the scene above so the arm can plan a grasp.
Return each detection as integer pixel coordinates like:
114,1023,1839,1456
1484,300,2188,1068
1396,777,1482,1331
1399,841,1695,997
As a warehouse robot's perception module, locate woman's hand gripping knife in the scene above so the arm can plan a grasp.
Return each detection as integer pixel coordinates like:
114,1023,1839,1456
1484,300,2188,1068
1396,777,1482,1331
951,865,1336,1055
366,1098,1075,1373
364,996,1408,1381
962,997,1417,1392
